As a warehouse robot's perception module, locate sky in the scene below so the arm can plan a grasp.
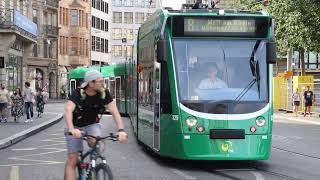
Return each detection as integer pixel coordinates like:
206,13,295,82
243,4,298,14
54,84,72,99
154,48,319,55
161,0,186,10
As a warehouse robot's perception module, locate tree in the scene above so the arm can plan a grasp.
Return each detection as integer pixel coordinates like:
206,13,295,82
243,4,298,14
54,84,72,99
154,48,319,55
232,0,320,75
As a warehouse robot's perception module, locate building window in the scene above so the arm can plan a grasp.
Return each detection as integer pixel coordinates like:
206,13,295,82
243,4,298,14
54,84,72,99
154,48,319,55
43,40,48,58
135,0,145,7
123,29,133,40
113,0,122,6
33,44,38,57
124,12,133,24
92,0,96,8
101,39,105,53
112,29,122,40
106,2,109,14
92,16,96,28
105,21,108,32
96,37,101,52
97,0,101,10
135,12,144,24
92,36,96,51
101,20,105,31
71,37,78,55
97,18,101,29
105,39,108,53
113,12,122,23
146,13,152,20
33,9,38,24
70,9,78,26
124,45,133,57
123,0,133,6
112,45,122,57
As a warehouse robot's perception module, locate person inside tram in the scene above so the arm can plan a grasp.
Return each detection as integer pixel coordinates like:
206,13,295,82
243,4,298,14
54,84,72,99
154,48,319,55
198,63,227,90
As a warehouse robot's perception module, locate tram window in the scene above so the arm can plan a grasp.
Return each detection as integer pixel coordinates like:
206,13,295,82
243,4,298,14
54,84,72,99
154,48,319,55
121,75,126,100
160,62,172,113
104,78,109,89
116,77,121,100
109,80,115,98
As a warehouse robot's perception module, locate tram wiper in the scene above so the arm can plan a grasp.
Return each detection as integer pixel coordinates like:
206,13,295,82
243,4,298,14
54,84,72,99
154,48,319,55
234,40,261,103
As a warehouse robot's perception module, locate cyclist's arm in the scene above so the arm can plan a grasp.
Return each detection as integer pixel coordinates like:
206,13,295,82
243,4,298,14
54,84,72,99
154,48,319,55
64,100,76,130
107,101,124,130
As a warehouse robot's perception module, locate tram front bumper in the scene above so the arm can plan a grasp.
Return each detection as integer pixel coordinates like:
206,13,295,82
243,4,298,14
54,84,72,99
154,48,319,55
172,133,271,160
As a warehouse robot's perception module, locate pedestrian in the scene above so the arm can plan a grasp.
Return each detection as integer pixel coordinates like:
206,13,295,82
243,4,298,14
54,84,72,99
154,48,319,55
10,88,24,122
36,88,45,118
292,88,301,117
42,83,49,102
303,86,314,117
23,82,35,122
0,84,10,123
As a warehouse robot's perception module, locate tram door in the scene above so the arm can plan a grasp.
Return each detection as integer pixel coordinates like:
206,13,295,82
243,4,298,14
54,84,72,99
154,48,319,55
153,62,161,150
69,79,76,96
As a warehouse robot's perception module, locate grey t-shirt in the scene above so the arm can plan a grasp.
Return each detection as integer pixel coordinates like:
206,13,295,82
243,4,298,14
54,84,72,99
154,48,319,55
23,87,34,102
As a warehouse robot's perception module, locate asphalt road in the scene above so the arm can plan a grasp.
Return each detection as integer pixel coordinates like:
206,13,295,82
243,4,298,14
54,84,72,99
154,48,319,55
0,104,319,180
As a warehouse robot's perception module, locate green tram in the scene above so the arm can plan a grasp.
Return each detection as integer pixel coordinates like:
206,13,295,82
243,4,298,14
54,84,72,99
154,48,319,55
69,8,277,160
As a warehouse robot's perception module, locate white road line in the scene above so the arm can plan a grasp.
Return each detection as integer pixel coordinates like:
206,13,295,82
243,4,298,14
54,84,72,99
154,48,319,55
10,166,19,180
250,171,265,180
0,162,63,167
8,149,66,159
36,142,66,148
41,139,65,143
12,148,37,151
274,115,320,125
215,168,256,172
49,133,64,136
9,157,64,164
171,169,197,180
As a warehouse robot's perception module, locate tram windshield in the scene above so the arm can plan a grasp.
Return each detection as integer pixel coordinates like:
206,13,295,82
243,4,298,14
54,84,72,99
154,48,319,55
172,39,268,114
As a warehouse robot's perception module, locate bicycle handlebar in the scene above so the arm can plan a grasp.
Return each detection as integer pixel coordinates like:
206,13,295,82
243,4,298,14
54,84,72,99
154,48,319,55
66,132,119,142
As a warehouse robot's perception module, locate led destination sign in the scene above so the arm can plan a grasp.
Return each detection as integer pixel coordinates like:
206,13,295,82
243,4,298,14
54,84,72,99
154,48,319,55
172,16,269,38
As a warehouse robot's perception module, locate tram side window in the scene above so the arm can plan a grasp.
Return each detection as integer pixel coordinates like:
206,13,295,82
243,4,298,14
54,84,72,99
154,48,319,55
121,75,126,100
116,77,121,101
109,78,115,98
161,62,172,114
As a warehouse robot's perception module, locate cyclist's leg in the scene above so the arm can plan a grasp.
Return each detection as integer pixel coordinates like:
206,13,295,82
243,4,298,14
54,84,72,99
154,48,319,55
64,128,83,180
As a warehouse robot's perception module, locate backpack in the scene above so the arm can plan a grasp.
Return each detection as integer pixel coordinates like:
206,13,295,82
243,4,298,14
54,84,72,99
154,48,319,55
73,88,107,123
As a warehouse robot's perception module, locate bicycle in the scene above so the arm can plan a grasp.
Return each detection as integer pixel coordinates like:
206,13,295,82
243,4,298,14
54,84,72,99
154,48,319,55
67,132,119,180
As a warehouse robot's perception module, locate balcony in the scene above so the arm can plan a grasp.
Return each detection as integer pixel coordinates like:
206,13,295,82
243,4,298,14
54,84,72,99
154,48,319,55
44,0,59,9
43,25,58,36
0,8,37,41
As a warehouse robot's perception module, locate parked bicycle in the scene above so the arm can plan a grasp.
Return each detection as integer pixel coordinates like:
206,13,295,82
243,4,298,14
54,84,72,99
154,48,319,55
67,132,118,180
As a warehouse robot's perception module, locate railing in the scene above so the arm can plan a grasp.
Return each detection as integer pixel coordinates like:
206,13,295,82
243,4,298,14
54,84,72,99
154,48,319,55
44,25,58,36
45,0,59,8
0,8,37,39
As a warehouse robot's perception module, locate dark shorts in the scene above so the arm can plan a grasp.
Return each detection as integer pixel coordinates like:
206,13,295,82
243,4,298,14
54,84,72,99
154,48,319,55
305,101,312,107
294,101,300,106
0,103,7,111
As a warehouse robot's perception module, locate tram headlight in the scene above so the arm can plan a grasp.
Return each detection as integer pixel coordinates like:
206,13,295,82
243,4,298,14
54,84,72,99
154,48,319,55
256,117,266,127
186,117,197,127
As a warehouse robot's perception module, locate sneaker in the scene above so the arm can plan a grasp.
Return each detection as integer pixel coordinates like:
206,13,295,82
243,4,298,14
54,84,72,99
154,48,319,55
24,119,30,123
29,119,33,122
3,118,7,123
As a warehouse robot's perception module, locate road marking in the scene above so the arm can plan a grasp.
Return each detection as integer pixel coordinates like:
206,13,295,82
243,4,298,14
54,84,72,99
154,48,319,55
0,162,63,167
250,171,265,180
41,139,65,143
171,169,197,180
10,166,19,180
49,133,63,136
12,148,37,151
9,149,66,159
9,157,64,164
274,115,320,125
215,168,256,172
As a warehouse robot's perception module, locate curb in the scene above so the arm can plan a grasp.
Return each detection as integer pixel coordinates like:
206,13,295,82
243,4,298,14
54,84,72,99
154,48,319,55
274,114,320,125
0,114,64,150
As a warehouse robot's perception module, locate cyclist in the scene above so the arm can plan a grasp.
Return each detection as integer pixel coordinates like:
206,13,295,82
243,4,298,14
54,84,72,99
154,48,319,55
64,70,128,180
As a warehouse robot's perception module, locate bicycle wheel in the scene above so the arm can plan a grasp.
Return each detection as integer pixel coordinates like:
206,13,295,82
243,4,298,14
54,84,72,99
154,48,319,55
94,163,113,180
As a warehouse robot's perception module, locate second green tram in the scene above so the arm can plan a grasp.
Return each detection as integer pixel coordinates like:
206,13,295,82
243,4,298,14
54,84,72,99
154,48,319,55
69,8,277,160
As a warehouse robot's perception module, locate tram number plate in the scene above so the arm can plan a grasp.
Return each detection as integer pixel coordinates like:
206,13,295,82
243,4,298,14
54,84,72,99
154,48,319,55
210,129,245,139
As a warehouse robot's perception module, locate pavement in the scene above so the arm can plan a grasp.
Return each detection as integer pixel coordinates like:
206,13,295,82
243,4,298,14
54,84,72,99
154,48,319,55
0,101,64,150
273,111,320,125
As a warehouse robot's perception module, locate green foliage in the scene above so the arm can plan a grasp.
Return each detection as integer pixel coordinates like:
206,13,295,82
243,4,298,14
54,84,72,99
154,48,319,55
232,0,320,53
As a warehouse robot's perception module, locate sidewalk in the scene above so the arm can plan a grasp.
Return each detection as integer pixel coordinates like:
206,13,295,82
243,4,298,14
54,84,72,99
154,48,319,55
0,111,63,149
274,111,320,125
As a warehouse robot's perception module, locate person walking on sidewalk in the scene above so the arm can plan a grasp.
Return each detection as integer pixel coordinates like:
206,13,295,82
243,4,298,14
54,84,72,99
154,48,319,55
36,88,45,118
0,84,10,123
23,82,35,122
64,70,128,180
304,86,314,117
11,88,24,122
292,88,301,117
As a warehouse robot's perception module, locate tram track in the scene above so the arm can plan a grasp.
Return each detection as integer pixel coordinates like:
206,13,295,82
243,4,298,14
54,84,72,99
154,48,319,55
272,146,320,160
